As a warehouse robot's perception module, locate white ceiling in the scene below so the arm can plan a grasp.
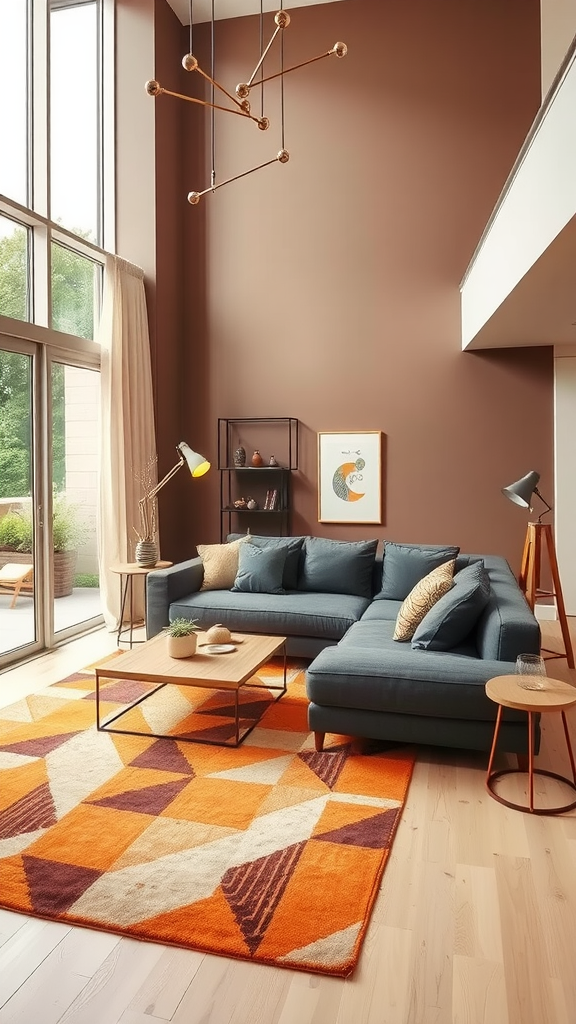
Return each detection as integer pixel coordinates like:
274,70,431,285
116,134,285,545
166,0,348,25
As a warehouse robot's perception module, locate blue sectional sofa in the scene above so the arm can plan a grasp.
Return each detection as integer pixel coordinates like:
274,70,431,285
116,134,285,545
146,534,541,755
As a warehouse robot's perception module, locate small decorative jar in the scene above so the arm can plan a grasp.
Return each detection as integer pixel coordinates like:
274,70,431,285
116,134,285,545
247,497,258,510
135,540,158,567
268,455,279,467
205,623,232,644
233,446,246,467
251,450,264,467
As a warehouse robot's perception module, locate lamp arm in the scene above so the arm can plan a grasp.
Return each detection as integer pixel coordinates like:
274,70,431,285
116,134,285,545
143,455,185,503
534,486,553,523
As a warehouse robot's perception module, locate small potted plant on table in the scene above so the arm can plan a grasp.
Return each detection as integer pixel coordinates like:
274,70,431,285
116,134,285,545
166,617,200,658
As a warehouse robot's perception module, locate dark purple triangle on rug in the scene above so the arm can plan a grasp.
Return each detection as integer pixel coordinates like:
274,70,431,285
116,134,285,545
0,731,81,758
315,806,400,849
88,777,189,815
179,720,255,743
221,841,306,955
298,746,351,789
22,855,102,915
129,739,196,775
0,782,57,839
84,679,154,704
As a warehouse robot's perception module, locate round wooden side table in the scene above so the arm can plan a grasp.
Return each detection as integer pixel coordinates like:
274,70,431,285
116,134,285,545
485,674,576,815
110,561,173,649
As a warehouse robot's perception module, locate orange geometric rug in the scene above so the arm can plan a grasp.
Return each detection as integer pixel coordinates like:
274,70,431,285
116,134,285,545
0,657,415,977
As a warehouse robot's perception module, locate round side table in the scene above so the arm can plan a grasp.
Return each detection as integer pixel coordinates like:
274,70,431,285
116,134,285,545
110,561,173,649
485,674,576,815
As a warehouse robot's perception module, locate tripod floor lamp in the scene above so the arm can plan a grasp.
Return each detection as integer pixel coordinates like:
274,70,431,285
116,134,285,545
502,471,574,669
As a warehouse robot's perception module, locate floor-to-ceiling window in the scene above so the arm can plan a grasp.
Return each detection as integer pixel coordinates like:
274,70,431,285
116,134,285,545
0,0,113,667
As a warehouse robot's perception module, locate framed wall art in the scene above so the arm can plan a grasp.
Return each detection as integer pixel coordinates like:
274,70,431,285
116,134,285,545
317,431,382,524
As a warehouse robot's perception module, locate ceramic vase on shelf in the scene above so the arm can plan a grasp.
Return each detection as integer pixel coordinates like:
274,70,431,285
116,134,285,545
135,540,158,567
251,450,264,467
233,446,246,467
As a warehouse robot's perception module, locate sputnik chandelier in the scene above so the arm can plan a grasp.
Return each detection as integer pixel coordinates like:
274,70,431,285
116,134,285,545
145,1,347,205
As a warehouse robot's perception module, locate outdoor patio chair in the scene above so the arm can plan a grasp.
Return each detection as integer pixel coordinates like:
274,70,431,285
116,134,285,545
0,563,34,609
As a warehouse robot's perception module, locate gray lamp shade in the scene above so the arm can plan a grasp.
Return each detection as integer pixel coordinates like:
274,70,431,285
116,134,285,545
502,471,540,508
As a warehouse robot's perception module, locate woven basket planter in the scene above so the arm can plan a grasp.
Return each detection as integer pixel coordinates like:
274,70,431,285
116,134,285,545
0,549,77,599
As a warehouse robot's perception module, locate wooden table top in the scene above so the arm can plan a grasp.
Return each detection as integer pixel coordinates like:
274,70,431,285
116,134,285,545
94,631,286,690
109,560,173,576
486,674,576,713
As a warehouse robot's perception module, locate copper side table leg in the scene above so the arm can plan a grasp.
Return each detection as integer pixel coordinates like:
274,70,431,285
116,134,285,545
528,711,534,813
561,711,576,784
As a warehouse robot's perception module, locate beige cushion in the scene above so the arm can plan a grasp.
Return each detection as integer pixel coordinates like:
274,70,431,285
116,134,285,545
197,538,247,591
393,559,455,642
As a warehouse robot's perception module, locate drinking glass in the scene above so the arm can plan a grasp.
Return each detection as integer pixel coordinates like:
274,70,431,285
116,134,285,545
515,653,547,690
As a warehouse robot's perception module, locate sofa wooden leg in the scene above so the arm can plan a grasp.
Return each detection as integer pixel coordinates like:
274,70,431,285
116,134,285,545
314,731,325,752
517,753,529,772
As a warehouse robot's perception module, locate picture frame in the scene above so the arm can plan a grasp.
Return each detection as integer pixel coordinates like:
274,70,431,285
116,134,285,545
318,431,382,524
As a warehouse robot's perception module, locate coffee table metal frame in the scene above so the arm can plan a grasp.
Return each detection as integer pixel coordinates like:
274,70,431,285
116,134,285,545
95,632,287,747
485,673,576,815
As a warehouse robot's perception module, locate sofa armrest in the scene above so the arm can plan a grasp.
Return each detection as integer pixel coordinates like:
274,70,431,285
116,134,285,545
146,557,204,638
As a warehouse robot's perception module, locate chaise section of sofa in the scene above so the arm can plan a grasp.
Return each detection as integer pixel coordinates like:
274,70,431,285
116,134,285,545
306,555,541,754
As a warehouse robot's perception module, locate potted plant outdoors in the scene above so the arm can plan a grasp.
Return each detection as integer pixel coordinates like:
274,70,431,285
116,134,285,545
166,617,201,658
0,494,87,598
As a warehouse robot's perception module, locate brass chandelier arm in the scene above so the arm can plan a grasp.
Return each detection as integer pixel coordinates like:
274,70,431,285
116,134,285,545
247,24,282,86
193,65,246,112
188,151,289,204
149,85,263,124
256,46,345,88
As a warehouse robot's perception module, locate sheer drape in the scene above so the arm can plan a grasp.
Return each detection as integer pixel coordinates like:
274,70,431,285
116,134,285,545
97,255,157,630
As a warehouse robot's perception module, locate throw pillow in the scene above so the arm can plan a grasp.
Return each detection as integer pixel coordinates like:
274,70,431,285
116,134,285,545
377,541,460,601
231,543,288,595
197,538,247,591
411,560,491,651
393,559,456,642
297,537,378,599
227,534,304,589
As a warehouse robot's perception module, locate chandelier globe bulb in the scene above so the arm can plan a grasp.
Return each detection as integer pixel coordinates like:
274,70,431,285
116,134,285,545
182,53,198,72
333,42,348,58
258,117,270,131
187,191,201,205
145,79,161,96
275,10,290,28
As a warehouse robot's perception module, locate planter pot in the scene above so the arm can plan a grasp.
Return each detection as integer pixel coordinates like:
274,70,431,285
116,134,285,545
0,549,76,598
135,540,159,568
167,632,197,659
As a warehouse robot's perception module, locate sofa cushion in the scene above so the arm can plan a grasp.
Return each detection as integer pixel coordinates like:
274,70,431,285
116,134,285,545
297,537,378,598
393,559,456,641
411,560,491,651
227,534,304,590
231,543,287,595
197,538,246,591
376,542,460,601
169,590,370,641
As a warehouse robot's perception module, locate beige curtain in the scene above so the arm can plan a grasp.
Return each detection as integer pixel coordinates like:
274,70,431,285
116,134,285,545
97,255,157,630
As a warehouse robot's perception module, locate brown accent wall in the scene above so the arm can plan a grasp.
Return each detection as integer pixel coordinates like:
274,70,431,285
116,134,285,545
153,0,550,570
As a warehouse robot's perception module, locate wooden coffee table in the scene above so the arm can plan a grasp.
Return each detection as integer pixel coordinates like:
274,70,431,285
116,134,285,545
95,631,287,747
485,674,576,814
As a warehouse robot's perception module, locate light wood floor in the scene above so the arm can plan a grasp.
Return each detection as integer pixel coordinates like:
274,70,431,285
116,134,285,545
0,620,575,1024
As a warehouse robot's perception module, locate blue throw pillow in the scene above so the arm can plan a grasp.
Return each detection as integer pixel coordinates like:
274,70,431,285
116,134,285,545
376,542,460,601
411,560,491,651
297,537,378,599
231,542,287,595
227,534,304,589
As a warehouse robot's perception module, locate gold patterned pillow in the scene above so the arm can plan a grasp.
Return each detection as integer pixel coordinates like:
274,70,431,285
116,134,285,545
197,538,248,591
393,559,455,641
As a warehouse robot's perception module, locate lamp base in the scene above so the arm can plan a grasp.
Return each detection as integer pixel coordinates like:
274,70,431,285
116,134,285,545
135,540,158,568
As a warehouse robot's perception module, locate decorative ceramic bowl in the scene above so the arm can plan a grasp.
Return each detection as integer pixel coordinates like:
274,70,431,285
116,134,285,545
205,623,232,644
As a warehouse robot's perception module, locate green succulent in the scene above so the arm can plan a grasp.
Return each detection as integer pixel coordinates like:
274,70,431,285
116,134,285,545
166,617,201,637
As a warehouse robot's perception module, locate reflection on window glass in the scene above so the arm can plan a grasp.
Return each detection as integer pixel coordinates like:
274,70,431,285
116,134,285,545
0,218,29,322
50,1,99,242
0,0,28,205
51,243,98,340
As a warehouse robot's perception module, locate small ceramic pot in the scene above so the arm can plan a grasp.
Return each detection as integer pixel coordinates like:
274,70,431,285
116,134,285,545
233,446,246,467
167,633,197,658
135,540,158,567
251,450,264,467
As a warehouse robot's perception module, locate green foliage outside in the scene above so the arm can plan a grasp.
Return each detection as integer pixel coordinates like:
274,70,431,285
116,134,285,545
0,493,87,552
74,573,99,588
0,221,96,498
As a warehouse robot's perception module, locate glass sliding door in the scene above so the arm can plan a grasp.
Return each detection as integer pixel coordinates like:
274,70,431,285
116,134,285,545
0,345,40,658
50,360,101,639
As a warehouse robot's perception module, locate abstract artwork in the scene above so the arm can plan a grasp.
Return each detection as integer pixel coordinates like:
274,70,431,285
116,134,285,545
318,432,382,524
